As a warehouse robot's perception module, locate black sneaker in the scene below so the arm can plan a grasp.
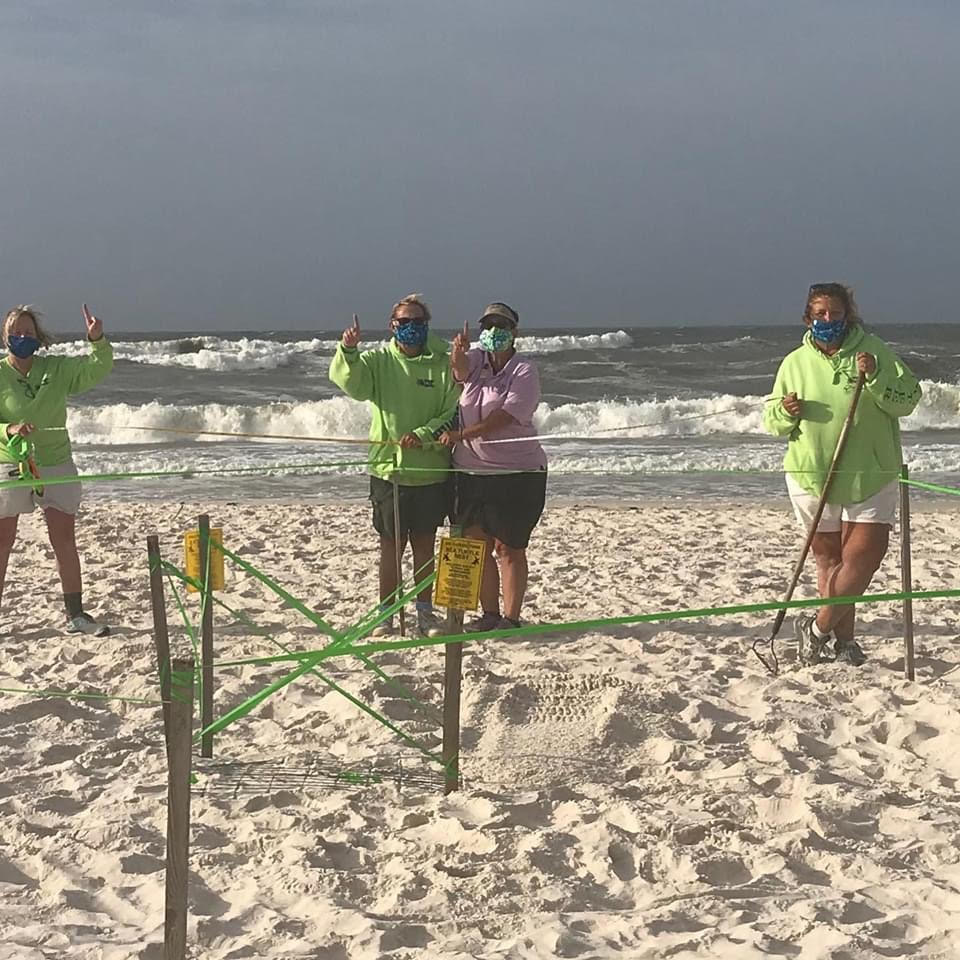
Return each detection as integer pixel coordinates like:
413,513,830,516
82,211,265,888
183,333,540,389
833,636,867,666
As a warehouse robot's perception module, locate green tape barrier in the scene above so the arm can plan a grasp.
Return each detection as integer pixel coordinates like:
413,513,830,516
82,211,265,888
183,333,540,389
206,544,343,641
197,653,325,739
0,685,165,706
0,457,390,491
211,585,960,670
156,546,445,760
900,477,960,497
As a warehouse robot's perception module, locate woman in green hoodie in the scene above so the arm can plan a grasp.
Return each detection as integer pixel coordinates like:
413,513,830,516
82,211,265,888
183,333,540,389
764,283,921,666
0,304,114,636
329,294,460,638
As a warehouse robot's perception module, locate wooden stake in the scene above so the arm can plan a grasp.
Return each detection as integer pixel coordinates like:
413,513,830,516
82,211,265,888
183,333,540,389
147,535,172,745
392,481,406,638
165,657,194,960
900,465,915,681
443,516,465,794
198,515,215,758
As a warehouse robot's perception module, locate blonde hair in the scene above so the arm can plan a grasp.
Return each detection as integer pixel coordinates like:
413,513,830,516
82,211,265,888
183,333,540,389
3,305,54,349
390,293,431,323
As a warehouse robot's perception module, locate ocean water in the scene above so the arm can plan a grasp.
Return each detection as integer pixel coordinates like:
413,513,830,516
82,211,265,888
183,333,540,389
47,323,960,504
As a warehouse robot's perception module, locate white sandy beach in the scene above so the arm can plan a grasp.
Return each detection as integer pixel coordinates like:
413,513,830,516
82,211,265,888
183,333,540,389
1,497,959,959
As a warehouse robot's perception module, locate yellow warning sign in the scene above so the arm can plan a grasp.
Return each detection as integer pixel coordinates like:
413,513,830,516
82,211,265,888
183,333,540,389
434,537,486,611
184,528,226,593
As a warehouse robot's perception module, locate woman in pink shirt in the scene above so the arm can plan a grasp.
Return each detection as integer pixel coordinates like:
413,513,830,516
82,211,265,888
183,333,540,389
438,303,547,631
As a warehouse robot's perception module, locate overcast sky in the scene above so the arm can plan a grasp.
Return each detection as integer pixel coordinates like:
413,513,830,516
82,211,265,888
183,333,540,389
1,1,958,332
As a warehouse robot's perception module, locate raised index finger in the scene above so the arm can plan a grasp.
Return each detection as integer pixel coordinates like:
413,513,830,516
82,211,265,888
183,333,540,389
82,303,93,324
352,313,360,331
462,320,469,339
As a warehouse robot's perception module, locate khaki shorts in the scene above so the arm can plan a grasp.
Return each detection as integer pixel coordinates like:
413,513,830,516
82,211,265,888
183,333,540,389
0,460,83,518
786,474,898,533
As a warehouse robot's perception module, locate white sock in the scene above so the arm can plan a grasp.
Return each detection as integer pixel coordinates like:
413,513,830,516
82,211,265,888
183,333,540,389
812,620,830,639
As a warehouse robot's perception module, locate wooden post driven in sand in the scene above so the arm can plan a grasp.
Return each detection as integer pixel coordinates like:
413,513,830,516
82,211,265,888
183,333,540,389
392,480,406,637
900,465,915,681
147,535,172,744
165,657,194,960
443,522,465,795
199,515,215,758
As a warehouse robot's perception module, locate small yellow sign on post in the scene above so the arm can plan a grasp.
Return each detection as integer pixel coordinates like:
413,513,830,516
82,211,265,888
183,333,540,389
434,537,486,611
184,528,226,593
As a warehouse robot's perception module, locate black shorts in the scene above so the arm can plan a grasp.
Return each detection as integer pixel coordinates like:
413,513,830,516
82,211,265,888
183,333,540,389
453,469,547,549
370,476,450,539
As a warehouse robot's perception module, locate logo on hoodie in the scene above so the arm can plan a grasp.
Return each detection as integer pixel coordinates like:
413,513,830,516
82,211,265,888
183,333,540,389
417,378,435,388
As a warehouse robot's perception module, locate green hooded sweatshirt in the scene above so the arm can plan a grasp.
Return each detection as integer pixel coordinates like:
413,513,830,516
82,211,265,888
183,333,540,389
763,325,921,503
329,332,461,485
0,338,114,467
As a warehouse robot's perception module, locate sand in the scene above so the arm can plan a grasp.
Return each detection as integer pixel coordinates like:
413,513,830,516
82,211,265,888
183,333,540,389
1,497,959,959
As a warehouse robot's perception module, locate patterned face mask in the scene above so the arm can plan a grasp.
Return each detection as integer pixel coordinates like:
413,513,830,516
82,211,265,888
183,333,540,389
810,315,848,345
393,320,429,348
478,326,514,353
8,335,41,359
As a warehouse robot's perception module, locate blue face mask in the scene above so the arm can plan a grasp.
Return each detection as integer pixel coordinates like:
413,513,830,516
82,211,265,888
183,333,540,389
8,335,41,359
810,316,848,345
478,326,515,353
393,321,428,349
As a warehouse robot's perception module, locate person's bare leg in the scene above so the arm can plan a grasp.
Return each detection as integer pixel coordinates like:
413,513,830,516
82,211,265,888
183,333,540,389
379,535,408,605
810,530,844,636
820,522,890,642
0,515,20,608
465,525,499,615
44,508,82,595
410,531,438,603
495,540,528,621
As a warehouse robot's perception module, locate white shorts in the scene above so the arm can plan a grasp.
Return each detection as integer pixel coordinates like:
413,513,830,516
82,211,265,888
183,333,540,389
0,460,83,518
786,475,898,533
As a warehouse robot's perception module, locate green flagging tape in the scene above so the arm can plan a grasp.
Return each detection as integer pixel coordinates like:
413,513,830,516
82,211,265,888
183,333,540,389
211,585,960,671
0,685,165,706
207,544,343,641
0,457,389,492
196,653,325,740
170,668,195,704
393,464,914,478
184,570,444,759
335,568,439,650
154,549,443,755
289,668,447,770
352,652,444,728
164,571,203,707
901,477,960,497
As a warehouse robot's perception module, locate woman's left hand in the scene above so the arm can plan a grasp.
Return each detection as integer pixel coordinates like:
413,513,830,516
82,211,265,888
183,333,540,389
437,430,459,448
83,303,104,341
399,433,422,449
856,352,876,377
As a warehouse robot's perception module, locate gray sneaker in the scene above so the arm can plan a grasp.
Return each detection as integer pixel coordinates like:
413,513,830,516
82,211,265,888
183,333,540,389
369,616,395,638
795,614,831,665
833,636,867,666
465,611,502,633
66,613,110,638
416,608,446,638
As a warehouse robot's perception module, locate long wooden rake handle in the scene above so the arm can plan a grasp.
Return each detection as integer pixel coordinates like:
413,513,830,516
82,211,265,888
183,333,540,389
754,371,867,673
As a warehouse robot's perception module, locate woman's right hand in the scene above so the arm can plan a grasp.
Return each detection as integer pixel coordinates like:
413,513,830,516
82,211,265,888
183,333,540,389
451,321,469,364
781,393,801,418
5,423,35,438
342,314,361,349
